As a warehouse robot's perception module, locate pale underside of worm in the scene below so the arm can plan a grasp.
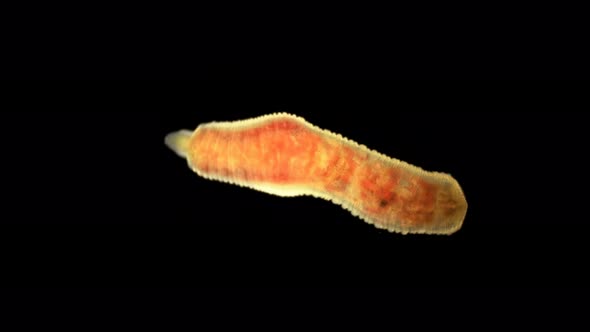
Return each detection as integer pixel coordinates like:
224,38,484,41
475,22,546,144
165,113,467,235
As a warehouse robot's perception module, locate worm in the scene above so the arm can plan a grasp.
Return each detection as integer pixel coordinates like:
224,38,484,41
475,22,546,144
165,113,467,235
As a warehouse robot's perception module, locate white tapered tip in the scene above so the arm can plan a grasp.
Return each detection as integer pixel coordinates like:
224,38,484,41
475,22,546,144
165,129,192,158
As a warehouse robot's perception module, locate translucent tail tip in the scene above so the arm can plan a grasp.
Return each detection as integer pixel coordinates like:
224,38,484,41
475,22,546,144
165,130,192,158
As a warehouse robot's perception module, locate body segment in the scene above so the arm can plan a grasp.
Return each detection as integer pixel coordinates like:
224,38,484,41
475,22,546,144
165,113,467,235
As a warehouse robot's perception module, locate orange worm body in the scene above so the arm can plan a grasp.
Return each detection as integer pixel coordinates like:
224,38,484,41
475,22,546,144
165,113,467,235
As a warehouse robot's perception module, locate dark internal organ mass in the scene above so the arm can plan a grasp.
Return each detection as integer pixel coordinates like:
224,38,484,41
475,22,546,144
355,158,437,228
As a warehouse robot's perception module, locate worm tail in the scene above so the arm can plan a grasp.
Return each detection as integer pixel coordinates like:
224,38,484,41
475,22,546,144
165,130,192,158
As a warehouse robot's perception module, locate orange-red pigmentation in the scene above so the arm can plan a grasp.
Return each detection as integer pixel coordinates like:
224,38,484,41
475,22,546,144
165,113,467,235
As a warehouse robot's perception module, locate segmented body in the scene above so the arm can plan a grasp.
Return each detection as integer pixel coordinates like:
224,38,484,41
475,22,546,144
165,113,467,235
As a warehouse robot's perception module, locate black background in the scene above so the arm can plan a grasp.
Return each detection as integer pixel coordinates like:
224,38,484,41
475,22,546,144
2,81,588,291
3,3,589,81
2,4,590,329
